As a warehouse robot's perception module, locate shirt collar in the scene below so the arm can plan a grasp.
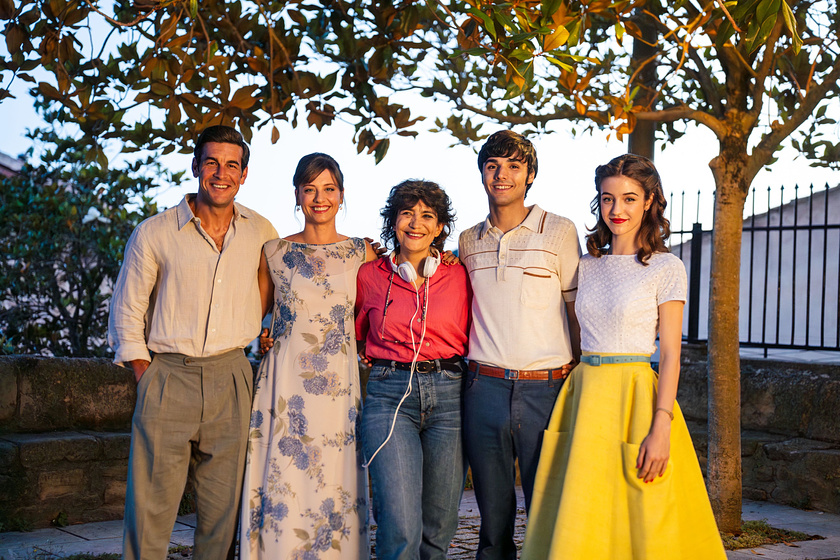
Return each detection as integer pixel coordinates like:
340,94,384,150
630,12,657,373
176,194,247,230
478,204,544,239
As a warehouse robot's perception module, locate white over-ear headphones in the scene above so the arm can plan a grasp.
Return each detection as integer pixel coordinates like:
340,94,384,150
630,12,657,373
389,248,440,284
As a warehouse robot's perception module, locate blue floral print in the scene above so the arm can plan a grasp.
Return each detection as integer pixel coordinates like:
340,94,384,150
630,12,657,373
241,238,369,559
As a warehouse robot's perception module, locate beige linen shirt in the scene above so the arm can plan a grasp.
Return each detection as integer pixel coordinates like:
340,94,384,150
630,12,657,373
458,204,581,371
108,195,278,364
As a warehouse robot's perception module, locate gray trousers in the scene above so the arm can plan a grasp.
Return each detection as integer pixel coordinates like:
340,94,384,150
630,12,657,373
123,349,253,560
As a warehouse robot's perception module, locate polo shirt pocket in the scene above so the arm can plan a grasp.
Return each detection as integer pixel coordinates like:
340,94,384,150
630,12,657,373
520,270,551,310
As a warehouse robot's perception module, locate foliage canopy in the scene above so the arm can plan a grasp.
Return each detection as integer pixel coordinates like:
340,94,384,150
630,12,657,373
2,0,837,171
0,128,177,357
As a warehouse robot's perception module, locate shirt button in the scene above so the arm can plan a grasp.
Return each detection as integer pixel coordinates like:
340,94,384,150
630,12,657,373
425,342,430,347
211,328,216,333
217,278,222,283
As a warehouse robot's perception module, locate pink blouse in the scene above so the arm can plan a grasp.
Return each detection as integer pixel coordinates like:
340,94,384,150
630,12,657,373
355,258,471,363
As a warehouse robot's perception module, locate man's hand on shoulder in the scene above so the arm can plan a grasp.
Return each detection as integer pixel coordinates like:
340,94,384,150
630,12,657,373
129,359,150,383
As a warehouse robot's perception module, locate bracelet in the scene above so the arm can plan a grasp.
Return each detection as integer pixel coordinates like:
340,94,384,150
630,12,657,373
655,407,674,421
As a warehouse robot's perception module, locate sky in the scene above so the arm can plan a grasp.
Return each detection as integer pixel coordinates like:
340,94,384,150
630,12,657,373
1,78,838,251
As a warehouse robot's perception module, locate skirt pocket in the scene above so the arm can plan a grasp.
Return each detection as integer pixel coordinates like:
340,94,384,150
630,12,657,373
620,441,677,557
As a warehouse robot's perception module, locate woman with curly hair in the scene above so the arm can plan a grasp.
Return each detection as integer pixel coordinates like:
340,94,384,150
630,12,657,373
355,179,471,560
240,153,377,559
521,154,726,559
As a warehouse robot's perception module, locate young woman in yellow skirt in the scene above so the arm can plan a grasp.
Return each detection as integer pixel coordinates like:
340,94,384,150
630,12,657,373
521,154,727,560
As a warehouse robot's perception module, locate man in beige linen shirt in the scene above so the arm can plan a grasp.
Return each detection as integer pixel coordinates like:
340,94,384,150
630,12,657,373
108,125,277,560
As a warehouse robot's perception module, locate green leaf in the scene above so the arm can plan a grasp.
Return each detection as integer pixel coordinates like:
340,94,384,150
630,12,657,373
508,48,532,62
302,332,319,345
546,56,574,71
541,0,563,22
566,19,581,47
467,7,496,40
780,0,802,54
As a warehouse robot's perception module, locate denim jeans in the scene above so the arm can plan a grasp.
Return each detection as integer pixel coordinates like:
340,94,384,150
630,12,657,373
463,368,564,560
362,363,466,560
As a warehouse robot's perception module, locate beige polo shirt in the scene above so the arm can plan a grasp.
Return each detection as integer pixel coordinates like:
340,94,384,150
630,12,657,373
458,204,580,371
108,195,278,364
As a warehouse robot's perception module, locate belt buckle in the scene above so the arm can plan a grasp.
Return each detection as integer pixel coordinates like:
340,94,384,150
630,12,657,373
415,361,433,374
504,368,520,380
589,355,601,366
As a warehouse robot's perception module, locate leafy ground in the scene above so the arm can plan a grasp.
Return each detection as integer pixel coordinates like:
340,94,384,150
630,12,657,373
721,519,823,550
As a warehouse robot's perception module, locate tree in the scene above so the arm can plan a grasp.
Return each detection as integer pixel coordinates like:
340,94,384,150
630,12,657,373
0,128,179,356
416,0,839,532
3,0,839,530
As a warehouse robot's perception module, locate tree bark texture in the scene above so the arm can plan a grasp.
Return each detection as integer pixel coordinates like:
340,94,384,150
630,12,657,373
706,159,749,533
627,4,659,161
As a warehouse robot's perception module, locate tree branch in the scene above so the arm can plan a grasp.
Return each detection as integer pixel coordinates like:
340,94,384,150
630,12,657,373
685,45,724,117
747,18,784,128
85,0,160,27
748,56,840,178
635,106,727,137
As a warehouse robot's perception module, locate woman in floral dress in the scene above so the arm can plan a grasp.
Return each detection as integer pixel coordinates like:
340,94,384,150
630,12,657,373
240,153,376,559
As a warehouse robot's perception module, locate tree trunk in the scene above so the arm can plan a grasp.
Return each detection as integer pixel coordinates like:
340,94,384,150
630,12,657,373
706,161,748,533
627,4,659,160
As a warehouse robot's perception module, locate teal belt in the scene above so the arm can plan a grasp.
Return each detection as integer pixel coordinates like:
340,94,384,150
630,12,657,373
580,354,651,366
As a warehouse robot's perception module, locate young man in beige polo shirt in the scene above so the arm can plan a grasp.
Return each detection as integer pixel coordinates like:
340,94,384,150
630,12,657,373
458,130,581,560
108,126,277,560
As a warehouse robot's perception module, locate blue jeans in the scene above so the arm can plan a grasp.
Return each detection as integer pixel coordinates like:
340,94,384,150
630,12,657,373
463,369,564,560
362,363,466,560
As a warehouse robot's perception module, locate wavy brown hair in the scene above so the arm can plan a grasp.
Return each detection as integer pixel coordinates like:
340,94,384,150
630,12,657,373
585,154,670,265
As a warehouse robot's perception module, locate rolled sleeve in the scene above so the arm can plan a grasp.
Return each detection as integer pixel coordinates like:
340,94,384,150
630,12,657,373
108,226,157,365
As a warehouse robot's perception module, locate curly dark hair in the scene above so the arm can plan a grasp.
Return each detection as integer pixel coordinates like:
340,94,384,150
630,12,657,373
586,154,670,265
194,125,250,168
380,180,455,253
293,153,344,193
477,130,539,196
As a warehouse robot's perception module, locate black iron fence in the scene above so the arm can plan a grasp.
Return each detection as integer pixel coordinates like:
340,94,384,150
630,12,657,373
669,183,840,353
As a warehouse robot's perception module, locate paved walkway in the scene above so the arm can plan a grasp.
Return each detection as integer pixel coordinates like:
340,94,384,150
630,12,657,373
2,491,839,559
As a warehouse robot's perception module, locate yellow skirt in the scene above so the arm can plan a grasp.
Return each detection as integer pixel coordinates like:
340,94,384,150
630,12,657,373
521,360,727,560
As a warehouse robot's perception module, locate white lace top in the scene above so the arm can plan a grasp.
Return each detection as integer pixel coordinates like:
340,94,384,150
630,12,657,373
576,252,687,354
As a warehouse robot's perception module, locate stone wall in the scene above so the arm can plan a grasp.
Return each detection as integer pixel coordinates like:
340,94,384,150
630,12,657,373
678,344,840,513
1,349,839,529
0,356,135,529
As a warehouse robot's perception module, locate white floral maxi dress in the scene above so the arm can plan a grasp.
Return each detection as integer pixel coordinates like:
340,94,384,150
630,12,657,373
240,238,369,560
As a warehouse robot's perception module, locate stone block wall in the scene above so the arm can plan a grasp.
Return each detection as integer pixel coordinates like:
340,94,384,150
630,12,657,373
1,349,839,529
0,356,135,529
678,344,840,514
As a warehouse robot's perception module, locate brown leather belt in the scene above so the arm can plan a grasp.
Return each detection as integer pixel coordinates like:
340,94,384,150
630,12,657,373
468,360,569,381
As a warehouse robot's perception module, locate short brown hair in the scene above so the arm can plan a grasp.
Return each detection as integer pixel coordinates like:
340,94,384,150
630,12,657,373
193,125,250,168
477,130,538,195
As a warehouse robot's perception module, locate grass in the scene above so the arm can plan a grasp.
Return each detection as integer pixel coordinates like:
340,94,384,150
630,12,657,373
721,519,823,550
